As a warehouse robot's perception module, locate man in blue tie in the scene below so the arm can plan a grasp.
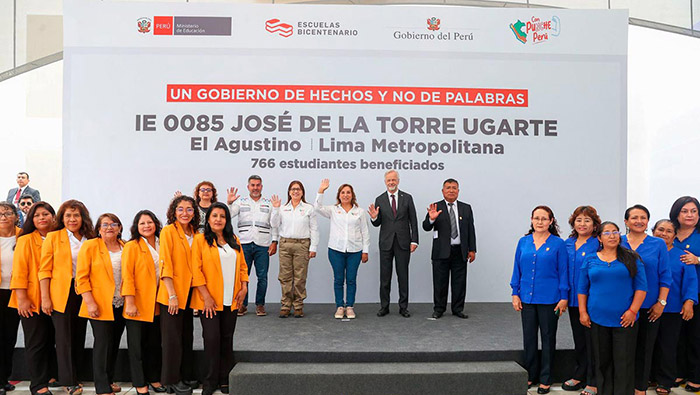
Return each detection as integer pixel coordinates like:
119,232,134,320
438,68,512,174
422,179,477,319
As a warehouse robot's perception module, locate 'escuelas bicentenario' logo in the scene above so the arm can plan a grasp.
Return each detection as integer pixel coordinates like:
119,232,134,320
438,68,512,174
509,16,560,44
137,17,151,34
394,17,473,42
265,19,293,37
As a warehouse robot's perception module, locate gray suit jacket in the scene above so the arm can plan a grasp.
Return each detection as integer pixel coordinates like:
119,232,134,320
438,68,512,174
370,190,419,251
6,186,41,204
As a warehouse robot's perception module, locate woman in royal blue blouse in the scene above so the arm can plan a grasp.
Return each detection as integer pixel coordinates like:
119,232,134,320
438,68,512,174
669,196,700,390
650,219,697,394
578,221,647,395
620,205,671,395
510,205,569,394
562,206,601,395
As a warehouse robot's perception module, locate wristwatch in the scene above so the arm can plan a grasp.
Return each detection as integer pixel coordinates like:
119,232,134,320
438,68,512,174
658,299,667,306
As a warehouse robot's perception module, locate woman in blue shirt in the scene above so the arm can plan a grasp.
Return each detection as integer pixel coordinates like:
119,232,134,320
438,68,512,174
650,219,697,394
510,205,569,394
562,206,601,395
669,196,700,390
620,205,671,395
578,221,647,395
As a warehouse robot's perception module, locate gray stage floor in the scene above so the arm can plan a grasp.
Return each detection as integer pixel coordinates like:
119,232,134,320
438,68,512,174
14,303,575,352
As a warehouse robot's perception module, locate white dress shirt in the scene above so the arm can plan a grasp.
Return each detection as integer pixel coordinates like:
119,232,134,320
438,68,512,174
271,201,319,252
219,243,238,306
66,229,86,278
143,237,160,280
228,196,279,247
314,193,370,254
0,236,16,289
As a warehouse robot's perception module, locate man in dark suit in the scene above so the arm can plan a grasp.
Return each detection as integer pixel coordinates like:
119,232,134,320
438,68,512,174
422,178,476,319
369,170,419,318
6,172,41,206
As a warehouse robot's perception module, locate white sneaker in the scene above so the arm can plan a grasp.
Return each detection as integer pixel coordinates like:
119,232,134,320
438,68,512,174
346,306,356,319
334,307,345,319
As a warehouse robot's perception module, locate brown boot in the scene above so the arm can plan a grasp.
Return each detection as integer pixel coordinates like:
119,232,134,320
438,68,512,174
237,305,247,316
279,309,291,318
293,308,304,318
256,305,267,316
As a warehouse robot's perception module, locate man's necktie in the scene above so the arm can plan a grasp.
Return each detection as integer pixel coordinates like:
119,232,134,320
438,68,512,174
13,188,21,205
449,203,458,239
391,194,397,216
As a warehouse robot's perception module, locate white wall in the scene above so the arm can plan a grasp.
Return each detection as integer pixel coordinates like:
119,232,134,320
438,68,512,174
1,24,699,301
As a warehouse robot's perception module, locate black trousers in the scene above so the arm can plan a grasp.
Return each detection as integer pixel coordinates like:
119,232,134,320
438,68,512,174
591,322,638,395
20,311,58,394
634,308,660,391
51,280,87,386
655,313,683,388
677,298,700,382
568,306,596,387
379,235,410,310
432,245,467,314
89,307,125,394
521,303,558,385
126,316,162,387
0,290,20,384
160,293,194,386
200,309,238,391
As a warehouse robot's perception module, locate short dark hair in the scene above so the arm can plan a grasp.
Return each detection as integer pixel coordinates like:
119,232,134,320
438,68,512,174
624,204,650,220
17,172,29,179
19,194,34,203
248,175,262,183
443,178,459,187
669,196,700,232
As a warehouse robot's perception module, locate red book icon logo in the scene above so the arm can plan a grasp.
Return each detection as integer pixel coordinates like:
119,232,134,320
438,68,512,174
266,19,293,37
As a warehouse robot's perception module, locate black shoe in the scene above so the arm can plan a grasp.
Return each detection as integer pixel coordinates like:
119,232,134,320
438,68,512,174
149,384,167,394
48,380,61,389
201,387,215,395
377,308,389,317
453,312,469,319
399,309,411,318
183,381,199,390
135,391,150,395
3,384,14,392
219,385,229,394
34,390,53,395
169,382,192,395
432,311,443,319
537,386,551,394
685,382,700,392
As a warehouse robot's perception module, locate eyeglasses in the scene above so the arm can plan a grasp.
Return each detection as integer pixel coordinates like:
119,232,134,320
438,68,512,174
19,202,32,206
532,217,550,222
176,207,195,214
601,231,621,237
199,188,213,193
100,223,120,229
0,212,15,218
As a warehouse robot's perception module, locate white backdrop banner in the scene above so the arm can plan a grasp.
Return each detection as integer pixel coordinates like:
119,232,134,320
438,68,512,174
63,0,628,302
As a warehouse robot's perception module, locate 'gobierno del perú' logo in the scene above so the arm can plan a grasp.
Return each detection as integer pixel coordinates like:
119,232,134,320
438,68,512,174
137,17,151,33
509,16,560,44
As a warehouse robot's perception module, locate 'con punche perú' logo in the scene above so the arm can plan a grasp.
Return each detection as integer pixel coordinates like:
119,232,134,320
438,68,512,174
510,16,560,44
137,17,151,33
427,17,440,31
266,19,293,37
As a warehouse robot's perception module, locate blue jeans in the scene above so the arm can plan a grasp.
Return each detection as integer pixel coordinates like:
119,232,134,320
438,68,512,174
242,243,270,306
328,248,362,308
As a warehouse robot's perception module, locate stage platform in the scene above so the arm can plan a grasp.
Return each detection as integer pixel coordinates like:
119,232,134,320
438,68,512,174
11,303,578,384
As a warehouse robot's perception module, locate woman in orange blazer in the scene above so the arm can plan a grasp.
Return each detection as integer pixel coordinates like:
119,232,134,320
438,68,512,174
121,210,165,394
191,202,248,395
39,200,94,395
10,202,57,395
76,213,126,395
0,202,21,394
157,196,200,395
